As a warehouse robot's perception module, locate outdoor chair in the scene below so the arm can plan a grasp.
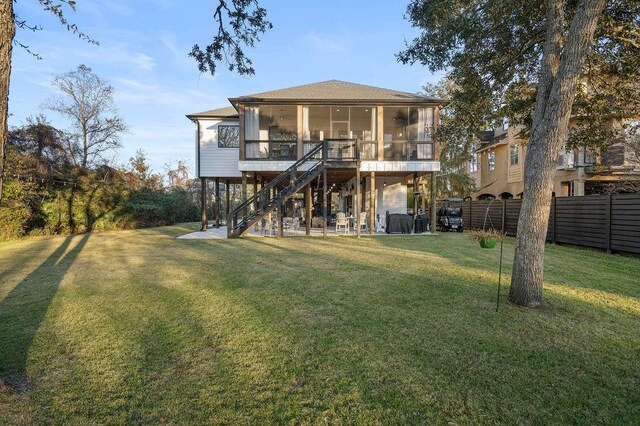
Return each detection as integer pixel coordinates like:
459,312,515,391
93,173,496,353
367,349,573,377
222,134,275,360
268,218,278,236
358,214,367,232
293,218,301,233
285,217,299,235
335,212,348,234
260,217,268,235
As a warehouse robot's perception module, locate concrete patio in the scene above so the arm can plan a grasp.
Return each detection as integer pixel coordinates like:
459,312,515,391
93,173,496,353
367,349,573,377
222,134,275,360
177,224,436,239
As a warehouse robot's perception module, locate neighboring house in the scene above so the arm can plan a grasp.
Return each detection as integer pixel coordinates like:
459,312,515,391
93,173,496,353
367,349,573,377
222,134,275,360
187,80,447,237
470,120,640,200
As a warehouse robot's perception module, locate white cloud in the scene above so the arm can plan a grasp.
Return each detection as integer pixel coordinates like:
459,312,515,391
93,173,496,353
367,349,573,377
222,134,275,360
115,78,220,108
305,32,349,53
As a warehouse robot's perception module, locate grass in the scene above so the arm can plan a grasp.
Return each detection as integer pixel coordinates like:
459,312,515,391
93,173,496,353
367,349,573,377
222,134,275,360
0,224,638,424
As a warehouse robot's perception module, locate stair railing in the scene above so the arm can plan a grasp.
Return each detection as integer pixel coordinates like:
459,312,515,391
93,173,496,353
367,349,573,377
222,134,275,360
228,141,326,236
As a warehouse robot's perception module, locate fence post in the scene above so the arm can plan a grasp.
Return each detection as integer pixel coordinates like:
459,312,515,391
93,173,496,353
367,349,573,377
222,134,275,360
551,197,557,244
468,198,472,230
606,193,612,254
502,200,506,233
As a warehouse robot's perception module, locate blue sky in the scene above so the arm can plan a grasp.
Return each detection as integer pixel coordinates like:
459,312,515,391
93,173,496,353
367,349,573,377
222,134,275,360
9,0,443,174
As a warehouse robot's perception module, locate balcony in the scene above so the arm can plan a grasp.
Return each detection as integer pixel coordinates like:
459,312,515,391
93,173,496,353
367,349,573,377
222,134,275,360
245,140,297,161
303,140,377,161
245,139,436,162
383,141,435,161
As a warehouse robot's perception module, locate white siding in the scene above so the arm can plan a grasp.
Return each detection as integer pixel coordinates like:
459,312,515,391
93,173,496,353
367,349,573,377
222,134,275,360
378,178,408,215
198,119,242,178
359,161,440,173
343,176,408,215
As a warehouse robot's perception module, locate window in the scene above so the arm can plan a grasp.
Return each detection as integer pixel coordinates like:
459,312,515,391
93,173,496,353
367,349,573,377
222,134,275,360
488,151,496,171
218,125,239,148
383,106,433,141
509,145,519,166
503,118,509,130
303,106,330,140
557,147,575,168
469,152,479,172
244,105,297,141
302,106,376,141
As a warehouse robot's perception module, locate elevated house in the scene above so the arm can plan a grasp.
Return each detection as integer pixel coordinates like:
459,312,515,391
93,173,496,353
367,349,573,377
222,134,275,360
187,80,447,238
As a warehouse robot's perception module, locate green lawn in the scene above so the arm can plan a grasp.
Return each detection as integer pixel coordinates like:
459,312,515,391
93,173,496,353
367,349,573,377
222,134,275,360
0,225,638,424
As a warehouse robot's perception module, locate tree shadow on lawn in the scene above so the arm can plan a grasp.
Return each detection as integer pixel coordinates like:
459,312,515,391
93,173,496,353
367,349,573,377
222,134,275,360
0,239,59,296
0,233,90,392
175,239,640,423
110,233,638,423
8,233,635,423
375,233,640,300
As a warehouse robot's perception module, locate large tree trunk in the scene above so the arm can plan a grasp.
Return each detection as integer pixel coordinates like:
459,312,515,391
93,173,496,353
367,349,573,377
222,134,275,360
509,0,607,307
0,0,15,206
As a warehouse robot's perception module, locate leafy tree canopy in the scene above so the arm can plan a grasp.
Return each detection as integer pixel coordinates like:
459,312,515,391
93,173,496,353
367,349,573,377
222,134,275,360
399,0,640,151
422,79,477,198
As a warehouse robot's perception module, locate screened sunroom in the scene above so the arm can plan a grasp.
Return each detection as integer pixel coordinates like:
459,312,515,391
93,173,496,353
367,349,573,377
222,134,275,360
242,104,435,162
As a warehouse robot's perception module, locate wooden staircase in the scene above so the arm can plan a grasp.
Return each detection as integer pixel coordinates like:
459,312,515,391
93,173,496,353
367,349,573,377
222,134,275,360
227,143,326,238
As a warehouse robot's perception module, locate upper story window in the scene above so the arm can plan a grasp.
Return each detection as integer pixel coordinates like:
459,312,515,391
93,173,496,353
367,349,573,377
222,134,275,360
383,107,434,141
244,105,297,141
218,124,239,148
488,151,496,171
557,147,575,168
302,106,376,141
509,145,519,166
469,152,479,172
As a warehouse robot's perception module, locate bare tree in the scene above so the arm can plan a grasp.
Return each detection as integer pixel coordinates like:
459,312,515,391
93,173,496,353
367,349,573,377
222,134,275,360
1,0,271,204
44,64,127,168
1,0,95,205
165,160,191,190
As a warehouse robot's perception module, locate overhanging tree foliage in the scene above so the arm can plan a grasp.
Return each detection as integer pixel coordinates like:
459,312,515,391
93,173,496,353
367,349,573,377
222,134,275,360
422,79,478,198
1,0,271,205
189,0,272,76
399,0,638,307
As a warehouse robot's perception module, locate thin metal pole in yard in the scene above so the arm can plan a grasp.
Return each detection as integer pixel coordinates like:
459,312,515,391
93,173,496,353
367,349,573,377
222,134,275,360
496,237,504,312
496,199,505,312
323,168,327,238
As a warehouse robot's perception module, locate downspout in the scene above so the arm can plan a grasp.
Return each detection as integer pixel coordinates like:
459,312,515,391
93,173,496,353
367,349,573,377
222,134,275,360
195,119,201,178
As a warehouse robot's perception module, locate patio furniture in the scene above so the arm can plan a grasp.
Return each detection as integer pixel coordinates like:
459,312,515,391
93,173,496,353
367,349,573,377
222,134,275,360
260,217,268,235
358,214,367,232
414,214,430,233
335,212,349,234
284,217,300,235
386,213,413,234
268,218,278,235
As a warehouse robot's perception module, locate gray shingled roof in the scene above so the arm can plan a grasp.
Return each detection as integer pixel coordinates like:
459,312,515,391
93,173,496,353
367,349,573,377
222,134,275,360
186,106,238,119
229,80,447,104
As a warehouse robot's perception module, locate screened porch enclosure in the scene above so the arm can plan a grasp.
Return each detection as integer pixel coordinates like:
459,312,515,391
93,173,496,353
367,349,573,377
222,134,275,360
243,105,436,161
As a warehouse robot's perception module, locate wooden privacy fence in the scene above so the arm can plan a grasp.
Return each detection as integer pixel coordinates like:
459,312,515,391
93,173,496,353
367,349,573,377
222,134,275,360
440,193,640,255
